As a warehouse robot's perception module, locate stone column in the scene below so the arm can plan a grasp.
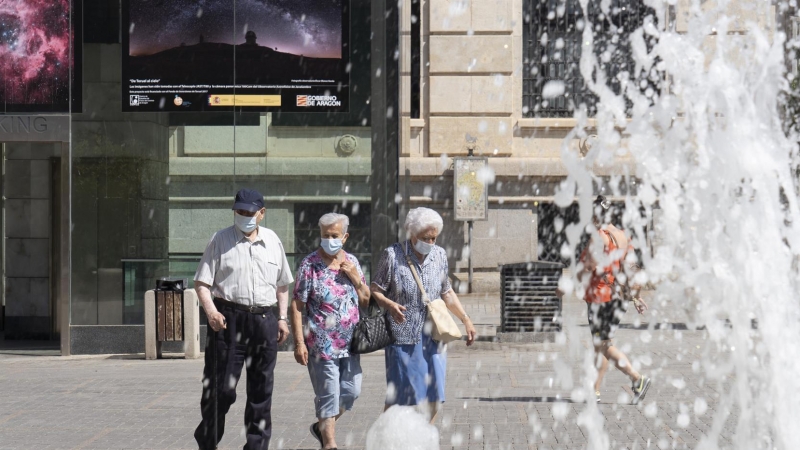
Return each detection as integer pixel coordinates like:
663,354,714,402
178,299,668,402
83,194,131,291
70,43,170,329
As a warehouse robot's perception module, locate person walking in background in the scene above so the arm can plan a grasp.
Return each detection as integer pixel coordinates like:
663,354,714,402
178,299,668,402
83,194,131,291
193,188,294,450
371,207,477,423
290,213,370,450
579,195,650,405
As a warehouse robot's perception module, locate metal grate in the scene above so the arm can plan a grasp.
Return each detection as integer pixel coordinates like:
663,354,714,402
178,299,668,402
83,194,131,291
500,262,564,332
523,0,658,118
792,17,800,76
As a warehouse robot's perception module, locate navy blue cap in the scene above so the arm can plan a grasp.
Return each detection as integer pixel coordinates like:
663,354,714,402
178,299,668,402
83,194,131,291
232,188,264,213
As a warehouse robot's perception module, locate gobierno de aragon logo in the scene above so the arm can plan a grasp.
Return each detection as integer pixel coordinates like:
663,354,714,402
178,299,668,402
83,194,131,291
296,95,342,107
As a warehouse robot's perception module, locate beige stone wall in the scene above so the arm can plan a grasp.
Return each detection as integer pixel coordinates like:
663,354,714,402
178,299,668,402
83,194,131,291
407,0,515,158
401,0,628,162
675,0,776,70
403,0,573,160
398,0,781,290
402,0,778,157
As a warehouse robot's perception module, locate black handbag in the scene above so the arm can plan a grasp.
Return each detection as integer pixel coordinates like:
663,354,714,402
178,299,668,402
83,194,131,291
350,296,395,354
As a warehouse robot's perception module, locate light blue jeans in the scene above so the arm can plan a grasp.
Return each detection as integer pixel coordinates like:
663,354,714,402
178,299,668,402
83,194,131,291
307,354,362,419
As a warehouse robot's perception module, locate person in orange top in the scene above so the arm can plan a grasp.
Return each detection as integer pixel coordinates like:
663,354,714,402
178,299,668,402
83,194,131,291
578,196,651,405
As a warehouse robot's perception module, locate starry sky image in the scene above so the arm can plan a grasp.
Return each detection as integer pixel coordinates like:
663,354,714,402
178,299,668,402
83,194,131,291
129,0,343,59
0,0,71,109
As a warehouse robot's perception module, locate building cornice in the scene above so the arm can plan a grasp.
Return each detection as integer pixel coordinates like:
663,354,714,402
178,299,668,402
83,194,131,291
400,156,636,177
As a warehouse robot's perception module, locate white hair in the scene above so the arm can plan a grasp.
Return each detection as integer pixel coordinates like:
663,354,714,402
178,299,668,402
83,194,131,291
318,212,349,233
404,207,443,238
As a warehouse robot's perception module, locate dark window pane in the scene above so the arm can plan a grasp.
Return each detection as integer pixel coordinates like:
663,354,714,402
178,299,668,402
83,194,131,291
522,0,659,118
410,0,421,119
84,0,120,44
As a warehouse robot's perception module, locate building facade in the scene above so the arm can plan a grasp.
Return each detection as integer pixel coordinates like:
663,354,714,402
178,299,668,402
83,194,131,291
0,0,783,354
397,0,779,291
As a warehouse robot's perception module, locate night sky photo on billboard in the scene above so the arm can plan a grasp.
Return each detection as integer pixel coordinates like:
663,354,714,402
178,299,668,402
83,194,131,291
0,0,79,113
123,0,350,112
130,0,342,59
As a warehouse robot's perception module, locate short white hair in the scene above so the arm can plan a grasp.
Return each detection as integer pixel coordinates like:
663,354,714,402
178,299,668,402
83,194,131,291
404,207,443,238
318,212,349,233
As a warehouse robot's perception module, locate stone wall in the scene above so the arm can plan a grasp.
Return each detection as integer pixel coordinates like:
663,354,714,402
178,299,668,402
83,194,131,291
70,44,170,326
397,0,779,292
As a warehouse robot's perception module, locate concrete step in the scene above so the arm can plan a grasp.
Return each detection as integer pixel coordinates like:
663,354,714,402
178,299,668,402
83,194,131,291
451,272,501,294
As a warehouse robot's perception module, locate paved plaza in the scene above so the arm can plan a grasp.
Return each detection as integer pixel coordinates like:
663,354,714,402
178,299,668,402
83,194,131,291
0,295,736,449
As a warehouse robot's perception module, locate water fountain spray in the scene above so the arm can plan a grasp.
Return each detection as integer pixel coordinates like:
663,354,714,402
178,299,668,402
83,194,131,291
556,0,800,448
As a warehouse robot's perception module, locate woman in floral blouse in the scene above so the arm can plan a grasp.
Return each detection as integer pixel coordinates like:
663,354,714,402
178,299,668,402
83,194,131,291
290,212,370,450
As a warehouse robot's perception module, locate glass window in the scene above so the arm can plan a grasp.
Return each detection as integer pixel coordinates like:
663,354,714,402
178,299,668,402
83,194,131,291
73,0,376,326
522,0,659,118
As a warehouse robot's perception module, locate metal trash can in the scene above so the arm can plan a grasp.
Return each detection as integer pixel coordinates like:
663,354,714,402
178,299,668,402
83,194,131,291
145,278,200,360
154,278,187,342
500,262,564,332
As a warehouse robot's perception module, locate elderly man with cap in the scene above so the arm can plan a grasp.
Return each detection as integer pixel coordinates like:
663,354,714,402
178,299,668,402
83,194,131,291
193,188,294,450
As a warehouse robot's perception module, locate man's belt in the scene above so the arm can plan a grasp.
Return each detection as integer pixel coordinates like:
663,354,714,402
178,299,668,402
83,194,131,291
214,298,271,314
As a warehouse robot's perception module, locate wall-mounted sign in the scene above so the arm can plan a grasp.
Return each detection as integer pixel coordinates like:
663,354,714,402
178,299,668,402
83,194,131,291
122,0,350,113
0,115,70,142
453,157,489,221
0,0,82,113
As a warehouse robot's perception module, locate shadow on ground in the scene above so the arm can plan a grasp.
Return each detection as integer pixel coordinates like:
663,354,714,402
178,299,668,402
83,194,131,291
461,396,578,403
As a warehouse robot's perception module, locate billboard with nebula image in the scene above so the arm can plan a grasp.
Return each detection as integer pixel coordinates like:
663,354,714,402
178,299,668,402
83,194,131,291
122,0,350,112
0,0,81,113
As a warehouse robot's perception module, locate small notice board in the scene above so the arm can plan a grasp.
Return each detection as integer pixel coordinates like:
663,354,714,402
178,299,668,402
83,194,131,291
453,157,489,221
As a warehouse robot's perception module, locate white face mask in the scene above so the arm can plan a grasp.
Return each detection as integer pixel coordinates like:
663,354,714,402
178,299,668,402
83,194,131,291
414,239,434,255
234,212,259,233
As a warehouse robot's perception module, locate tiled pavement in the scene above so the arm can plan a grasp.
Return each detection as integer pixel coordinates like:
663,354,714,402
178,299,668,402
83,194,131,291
0,294,738,449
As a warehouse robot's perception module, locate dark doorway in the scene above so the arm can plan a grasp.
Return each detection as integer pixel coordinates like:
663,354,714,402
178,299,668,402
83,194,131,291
0,142,62,348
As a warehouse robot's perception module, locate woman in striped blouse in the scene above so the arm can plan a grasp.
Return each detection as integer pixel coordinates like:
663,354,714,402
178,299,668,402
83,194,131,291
371,207,477,424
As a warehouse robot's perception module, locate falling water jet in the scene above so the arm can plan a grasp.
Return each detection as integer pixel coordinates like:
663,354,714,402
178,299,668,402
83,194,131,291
556,0,800,448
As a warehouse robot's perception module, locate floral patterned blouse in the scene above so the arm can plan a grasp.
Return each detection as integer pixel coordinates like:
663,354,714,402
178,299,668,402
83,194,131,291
293,251,365,360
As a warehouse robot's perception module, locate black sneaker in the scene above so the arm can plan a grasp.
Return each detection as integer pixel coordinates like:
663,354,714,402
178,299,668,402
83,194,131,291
631,376,651,405
309,422,323,448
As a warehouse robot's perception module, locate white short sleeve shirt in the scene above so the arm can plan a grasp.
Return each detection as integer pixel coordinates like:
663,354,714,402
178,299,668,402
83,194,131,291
194,225,294,307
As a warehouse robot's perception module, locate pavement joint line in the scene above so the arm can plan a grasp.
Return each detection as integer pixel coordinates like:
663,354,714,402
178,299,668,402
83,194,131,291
63,378,94,395
287,370,304,392
509,371,519,387
0,410,26,425
143,392,172,410
73,427,113,450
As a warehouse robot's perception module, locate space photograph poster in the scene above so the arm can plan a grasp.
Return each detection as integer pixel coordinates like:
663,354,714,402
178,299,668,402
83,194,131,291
122,0,350,112
0,0,81,113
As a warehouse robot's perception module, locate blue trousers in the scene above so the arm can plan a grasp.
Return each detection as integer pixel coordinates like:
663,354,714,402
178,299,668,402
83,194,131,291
194,303,278,450
307,354,362,418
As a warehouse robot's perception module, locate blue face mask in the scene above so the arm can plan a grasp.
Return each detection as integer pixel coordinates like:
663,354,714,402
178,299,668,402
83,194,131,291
234,213,259,233
414,239,434,255
320,238,343,256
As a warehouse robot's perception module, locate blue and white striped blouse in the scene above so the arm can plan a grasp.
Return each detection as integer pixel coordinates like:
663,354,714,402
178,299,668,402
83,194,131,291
372,240,452,345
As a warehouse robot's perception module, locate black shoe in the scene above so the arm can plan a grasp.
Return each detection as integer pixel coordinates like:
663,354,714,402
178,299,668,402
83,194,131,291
310,422,323,448
631,376,651,405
